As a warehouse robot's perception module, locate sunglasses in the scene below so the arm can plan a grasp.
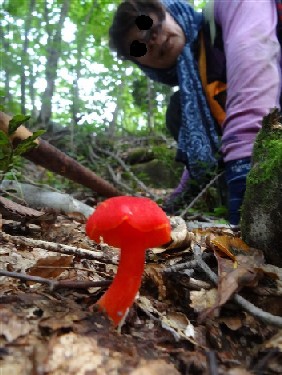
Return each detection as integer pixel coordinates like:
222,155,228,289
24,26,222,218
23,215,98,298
130,15,163,58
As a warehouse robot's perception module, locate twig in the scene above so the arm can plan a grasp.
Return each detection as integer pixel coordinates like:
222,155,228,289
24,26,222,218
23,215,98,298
0,269,111,291
180,172,224,217
251,348,280,374
0,231,117,265
192,244,282,328
205,351,219,375
106,164,137,194
91,142,158,200
164,259,199,274
137,303,181,342
163,252,212,274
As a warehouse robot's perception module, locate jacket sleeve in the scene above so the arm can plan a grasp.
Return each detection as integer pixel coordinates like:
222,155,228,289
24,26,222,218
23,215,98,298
214,0,281,163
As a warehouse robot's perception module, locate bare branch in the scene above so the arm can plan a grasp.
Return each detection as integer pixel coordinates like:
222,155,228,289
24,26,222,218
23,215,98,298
0,232,117,265
0,269,111,291
91,141,158,200
192,244,282,328
180,172,224,217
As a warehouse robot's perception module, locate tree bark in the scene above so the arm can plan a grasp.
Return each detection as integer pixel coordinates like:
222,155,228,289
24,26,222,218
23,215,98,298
39,0,69,126
20,0,36,115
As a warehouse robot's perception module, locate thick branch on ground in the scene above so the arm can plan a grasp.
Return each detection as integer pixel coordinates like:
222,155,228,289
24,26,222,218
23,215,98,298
0,111,122,198
1,180,94,218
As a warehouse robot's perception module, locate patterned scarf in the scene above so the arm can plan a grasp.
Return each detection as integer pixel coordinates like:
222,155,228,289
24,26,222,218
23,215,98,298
138,0,220,180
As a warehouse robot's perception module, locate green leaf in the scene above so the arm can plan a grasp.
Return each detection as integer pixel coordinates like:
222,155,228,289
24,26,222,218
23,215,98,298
0,130,10,145
13,130,45,156
8,115,31,136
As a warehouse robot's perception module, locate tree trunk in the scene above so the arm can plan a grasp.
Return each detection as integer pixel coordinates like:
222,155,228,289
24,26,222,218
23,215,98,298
39,0,69,126
147,77,154,133
107,81,125,138
70,0,97,151
0,23,12,109
20,0,36,115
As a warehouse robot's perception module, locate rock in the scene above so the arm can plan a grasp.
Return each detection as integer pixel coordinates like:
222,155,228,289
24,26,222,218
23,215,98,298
241,109,282,266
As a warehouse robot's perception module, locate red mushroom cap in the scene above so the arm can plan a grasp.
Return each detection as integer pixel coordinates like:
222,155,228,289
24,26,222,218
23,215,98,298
86,196,171,249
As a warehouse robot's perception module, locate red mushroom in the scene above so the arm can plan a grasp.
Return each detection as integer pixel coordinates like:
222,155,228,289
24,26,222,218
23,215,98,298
86,196,171,326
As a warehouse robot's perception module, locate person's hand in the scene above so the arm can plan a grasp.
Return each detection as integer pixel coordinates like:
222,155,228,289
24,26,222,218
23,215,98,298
162,168,190,214
225,157,251,225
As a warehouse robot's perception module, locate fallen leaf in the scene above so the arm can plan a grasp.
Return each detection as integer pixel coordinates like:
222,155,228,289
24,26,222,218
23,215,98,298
190,289,218,312
227,368,254,375
199,248,264,321
210,235,250,262
28,255,73,279
130,360,180,375
219,316,243,331
0,307,32,342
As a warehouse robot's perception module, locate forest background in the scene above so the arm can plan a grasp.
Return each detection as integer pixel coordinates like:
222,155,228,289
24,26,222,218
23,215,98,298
0,0,209,201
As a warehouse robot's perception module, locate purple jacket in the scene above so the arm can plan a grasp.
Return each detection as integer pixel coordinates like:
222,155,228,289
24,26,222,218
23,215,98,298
214,0,281,162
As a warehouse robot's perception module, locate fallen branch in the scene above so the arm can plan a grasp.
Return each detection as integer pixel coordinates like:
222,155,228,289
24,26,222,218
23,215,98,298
91,141,158,200
180,172,224,217
0,269,111,291
1,180,94,218
88,146,137,195
106,164,137,195
0,231,117,265
192,244,282,328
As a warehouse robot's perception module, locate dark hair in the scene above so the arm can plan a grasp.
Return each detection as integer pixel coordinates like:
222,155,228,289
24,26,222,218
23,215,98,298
109,0,165,60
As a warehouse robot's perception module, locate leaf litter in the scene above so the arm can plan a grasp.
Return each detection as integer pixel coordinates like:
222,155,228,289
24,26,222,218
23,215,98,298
0,212,281,374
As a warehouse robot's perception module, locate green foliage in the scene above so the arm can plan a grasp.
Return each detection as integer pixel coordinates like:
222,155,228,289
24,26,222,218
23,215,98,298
0,114,45,181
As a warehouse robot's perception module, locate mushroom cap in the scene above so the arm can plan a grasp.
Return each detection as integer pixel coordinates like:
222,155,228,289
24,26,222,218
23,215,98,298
86,196,171,249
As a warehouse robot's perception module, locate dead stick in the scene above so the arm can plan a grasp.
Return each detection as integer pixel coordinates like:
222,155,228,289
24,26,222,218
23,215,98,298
193,244,282,328
0,231,117,265
0,269,111,291
24,139,122,197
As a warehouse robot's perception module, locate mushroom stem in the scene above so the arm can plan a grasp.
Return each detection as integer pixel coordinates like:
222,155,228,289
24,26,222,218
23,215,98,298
97,244,146,326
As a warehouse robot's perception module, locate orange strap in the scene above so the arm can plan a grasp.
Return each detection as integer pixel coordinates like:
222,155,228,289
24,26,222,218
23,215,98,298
198,32,226,127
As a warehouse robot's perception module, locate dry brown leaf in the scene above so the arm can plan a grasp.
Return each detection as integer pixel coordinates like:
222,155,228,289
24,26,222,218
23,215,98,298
166,216,194,250
227,368,254,375
43,333,112,375
219,316,243,331
162,311,196,341
263,330,282,351
210,235,250,262
0,307,32,342
28,255,73,279
199,249,264,320
190,289,218,312
130,360,180,375
39,311,85,333
144,264,167,300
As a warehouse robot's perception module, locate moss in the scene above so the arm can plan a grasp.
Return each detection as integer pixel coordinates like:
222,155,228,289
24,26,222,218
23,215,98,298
249,137,282,185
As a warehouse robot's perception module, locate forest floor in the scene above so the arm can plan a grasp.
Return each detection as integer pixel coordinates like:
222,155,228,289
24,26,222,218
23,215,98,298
1,198,281,375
